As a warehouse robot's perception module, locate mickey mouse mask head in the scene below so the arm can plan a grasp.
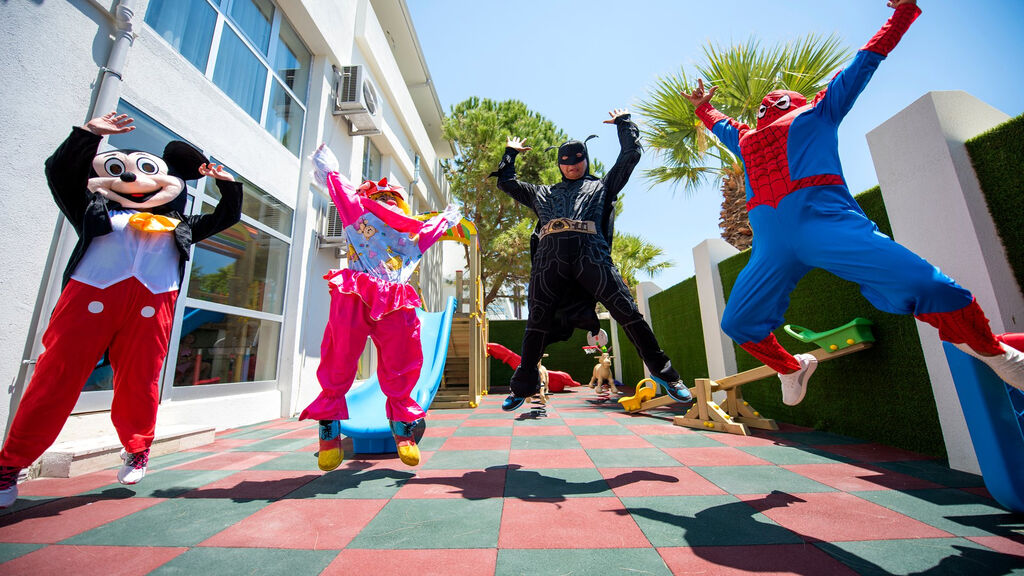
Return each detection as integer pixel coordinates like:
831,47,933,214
88,140,206,214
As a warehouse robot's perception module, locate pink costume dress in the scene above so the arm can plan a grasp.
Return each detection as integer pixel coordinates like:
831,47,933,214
300,164,460,425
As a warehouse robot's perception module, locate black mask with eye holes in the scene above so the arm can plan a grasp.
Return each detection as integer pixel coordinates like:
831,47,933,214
88,140,207,215
549,135,598,180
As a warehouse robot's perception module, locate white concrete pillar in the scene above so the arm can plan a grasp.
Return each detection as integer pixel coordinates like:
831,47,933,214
866,90,1020,474
635,281,663,378
693,239,741,380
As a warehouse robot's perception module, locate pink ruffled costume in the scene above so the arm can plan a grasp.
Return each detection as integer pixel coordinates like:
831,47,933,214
300,154,460,424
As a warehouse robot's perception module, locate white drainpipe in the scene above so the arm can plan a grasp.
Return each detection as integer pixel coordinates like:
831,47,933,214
93,0,137,115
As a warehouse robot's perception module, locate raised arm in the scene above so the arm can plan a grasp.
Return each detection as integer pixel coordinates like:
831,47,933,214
413,204,462,253
685,80,748,157
44,113,134,230
493,136,544,212
311,144,365,226
188,163,242,243
812,0,922,124
601,109,643,197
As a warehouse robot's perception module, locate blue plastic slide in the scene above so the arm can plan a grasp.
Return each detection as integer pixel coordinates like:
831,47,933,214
339,296,458,454
943,343,1024,512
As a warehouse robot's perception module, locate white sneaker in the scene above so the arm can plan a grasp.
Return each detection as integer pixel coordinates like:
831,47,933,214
0,485,16,508
955,343,1024,391
779,354,818,406
118,448,149,485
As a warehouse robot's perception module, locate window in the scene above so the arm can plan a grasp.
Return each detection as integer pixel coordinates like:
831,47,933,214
174,164,294,387
144,0,311,155
362,140,381,182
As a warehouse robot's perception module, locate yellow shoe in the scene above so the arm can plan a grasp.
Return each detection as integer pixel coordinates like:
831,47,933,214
317,420,344,471
396,438,420,466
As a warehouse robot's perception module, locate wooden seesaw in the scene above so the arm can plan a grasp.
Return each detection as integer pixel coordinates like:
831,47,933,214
619,318,876,436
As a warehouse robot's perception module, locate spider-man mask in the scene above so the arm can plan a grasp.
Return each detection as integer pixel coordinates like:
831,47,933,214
756,90,807,129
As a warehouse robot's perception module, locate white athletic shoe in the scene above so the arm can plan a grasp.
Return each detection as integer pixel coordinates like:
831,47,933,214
779,354,818,406
0,466,20,508
117,448,149,485
955,343,1024,391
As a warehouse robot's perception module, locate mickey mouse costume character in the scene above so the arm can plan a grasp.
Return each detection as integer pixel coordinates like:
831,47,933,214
0,113,242,507
301,144,460,469
495,109,694,412
684,0,1024,405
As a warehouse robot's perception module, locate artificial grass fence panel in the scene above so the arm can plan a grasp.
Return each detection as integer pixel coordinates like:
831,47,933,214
487,319,611,390
965,113,1024,296
649,277,709,387
718,187,945,459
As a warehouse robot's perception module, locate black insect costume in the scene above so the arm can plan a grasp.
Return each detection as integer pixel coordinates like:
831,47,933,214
495,115,687,402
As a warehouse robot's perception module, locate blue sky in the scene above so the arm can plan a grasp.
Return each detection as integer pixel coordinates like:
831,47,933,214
410,0,1024,289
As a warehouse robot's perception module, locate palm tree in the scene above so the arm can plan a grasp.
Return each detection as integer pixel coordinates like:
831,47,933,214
637,34,851,250
611,231,673,295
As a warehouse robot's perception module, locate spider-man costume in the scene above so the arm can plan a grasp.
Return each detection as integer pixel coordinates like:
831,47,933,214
696,3,1022,380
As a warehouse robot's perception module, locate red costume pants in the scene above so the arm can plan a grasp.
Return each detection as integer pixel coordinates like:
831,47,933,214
0,278,177,468
301,291,425,423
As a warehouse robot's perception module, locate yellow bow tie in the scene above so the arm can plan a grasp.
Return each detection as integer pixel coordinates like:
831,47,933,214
127,212,181,233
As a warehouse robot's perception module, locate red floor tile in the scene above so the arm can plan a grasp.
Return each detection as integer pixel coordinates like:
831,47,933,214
499,497,650,549
460,418,514,427
472,408,507,415
738,491,953,542
422,426,457,438
708,432,781,447
814,443,932,463
775,423,815,432
658,544,859,575
259,420,315,430
200,499,387,549
426,413,468,421
271,428,319,440
967,535,1024,557
562,417,617,426
297,441,320,453
576,434,653,449
393,468,506,499
782,463,942,492
16,470,121,498
181,470,320,500
663,447,772,467
512,425,573,436
0,545,187,576
170,451,283,471
0,497,164,543
620,424,695,436
184,438,257,451
599,467,727,497
439,436,511,451
508,449,594,469
322,549,497,576
961,486,995,500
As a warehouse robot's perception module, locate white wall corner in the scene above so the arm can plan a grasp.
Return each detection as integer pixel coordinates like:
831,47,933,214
635,282,663,378
693,238,740,380
866,90,1017,474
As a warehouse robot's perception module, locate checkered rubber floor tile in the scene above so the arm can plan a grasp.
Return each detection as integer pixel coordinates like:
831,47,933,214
1,389,1022,575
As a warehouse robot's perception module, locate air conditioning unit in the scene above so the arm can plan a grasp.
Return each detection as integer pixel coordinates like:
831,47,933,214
333,65,382,136
317,200,347,256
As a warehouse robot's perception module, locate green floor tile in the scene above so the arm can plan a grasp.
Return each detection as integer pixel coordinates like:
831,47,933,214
875,461,984,488
218,428,287,440
510,435,581,450
0,543,45,564
559,411,614,419
852,489,1020,537
416,436,446,451
421,450,509,470
817,538,1024,575
433,408,477,415
148,450,216,469
771,431,863,445
692,465,835,495
348,498,501,549
84,469,236,498
61,498,269,546
285,466,413,499
570,425,631,436
622,495,804,547
739,445,850,465
0,496,54,517
496,548,671,576
452,426,513,437
512,417,566,426
149,547,336,576
644,434,725,448
248,452,320,471
230,438,316,452
586,448,680,468
505,468,613,499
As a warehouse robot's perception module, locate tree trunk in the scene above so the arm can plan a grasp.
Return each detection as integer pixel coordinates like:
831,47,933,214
719,165,752,251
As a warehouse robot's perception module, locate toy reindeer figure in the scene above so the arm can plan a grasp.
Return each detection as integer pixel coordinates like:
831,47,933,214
533,354,551,405
589,350,616,397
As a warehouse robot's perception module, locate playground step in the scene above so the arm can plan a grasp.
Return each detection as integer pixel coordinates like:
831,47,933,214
36,424,215,479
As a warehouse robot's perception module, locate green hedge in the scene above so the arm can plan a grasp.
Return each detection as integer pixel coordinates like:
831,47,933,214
965,114,1024,296
649,277,708,386
616,323,645,386
488,319,611,390
718,187,945,458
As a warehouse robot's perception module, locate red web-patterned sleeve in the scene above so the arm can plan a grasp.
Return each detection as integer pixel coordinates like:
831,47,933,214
695,103,748,157
863,3,922,56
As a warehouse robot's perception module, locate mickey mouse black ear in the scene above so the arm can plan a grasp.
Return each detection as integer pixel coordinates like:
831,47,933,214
584,134,599,143
163,141,207,181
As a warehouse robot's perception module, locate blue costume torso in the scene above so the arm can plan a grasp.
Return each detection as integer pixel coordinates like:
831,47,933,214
344,211,425,284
